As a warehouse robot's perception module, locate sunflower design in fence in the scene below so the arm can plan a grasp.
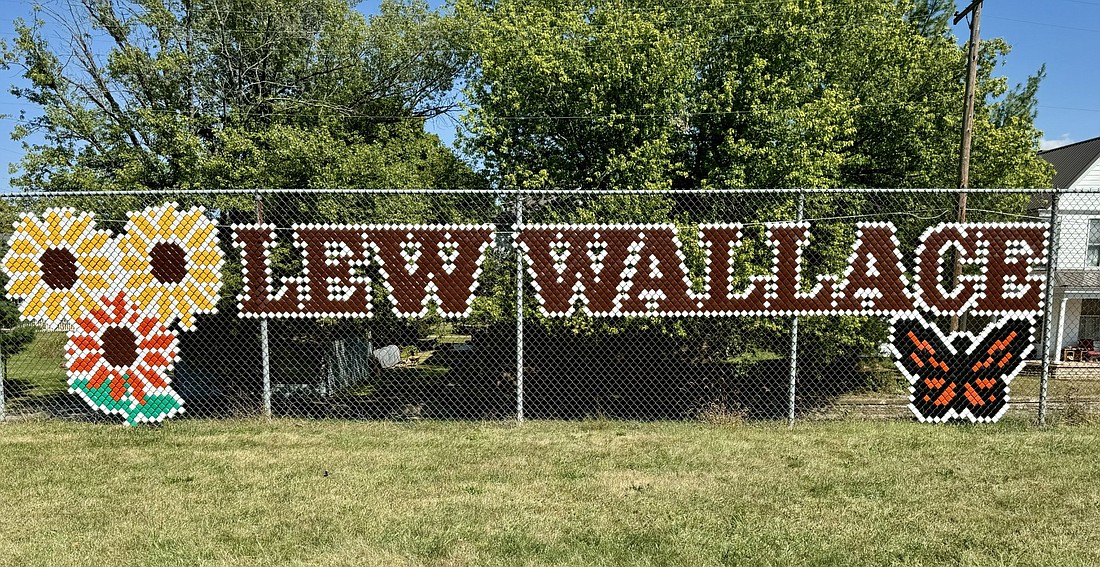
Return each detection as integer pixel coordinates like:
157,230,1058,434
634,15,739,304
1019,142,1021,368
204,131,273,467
1,204,224,425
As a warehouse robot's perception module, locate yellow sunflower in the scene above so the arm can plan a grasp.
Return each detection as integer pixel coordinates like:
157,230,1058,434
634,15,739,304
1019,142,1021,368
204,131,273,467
116,203,225,331
1,208,117,323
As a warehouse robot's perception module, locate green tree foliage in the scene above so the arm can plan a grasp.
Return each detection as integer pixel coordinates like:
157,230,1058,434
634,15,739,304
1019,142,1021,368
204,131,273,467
459,0,1052,191
3,0,476,194
992,64,1046,128
458,0,1055,412
0,299,34,364
459,0,695,193
902,0,954,39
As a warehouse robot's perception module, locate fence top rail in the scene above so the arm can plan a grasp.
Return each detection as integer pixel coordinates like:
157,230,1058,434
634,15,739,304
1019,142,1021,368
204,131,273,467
0,187,1078,197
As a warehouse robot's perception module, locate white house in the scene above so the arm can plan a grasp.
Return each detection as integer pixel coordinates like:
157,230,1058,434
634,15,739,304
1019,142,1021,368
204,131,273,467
1035,136,1100,360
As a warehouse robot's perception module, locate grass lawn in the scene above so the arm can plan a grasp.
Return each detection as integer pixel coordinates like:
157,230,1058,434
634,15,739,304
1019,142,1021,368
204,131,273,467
1,419,1098,566
4,331,68,400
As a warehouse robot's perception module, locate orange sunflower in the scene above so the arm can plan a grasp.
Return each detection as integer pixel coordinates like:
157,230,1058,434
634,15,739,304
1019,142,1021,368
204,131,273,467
65,292,184,425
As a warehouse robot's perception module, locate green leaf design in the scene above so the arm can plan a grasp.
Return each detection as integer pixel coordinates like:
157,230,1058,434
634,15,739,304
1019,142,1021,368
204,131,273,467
68,375,185,426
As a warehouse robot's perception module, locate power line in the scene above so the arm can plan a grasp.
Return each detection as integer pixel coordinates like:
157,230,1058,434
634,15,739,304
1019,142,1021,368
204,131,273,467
985,15,1100,34
1051,0,1100,6
0,97,1001,124
1038,105,1100,114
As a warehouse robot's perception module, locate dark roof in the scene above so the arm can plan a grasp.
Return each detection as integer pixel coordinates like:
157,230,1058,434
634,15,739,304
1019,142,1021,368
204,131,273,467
1056,269,1100,289
1028,192,1051,213
1039,135,1100,189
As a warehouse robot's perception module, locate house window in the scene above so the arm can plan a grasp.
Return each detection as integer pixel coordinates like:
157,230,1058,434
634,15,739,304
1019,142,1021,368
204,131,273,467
1080,300,1100,341
1089,220,1100,266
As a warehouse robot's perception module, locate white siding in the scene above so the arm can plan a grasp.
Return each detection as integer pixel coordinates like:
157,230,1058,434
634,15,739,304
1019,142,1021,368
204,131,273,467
1063,299,1084,350
1056,192,1100,209
1055,213,1099,269
1047,152,1100,362
1074,156,1100,189
1055,157,1100,269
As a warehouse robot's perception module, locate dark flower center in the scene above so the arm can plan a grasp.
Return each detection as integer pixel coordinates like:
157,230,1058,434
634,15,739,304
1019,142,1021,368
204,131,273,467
101,326,139,368
40,248,79,290
150,242,187,284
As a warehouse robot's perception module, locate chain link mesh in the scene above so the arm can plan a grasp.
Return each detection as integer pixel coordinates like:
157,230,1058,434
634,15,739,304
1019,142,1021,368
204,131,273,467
0,188,1080,425
1037,190,1100,424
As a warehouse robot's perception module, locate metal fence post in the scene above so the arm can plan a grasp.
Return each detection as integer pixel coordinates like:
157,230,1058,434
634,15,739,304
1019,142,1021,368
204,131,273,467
0,336,5,423
515,195,525,424
787,191,804,426
255,192,272,418
1039,189,1060,426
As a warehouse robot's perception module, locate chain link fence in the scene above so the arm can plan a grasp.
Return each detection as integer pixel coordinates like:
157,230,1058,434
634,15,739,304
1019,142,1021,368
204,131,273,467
1036,190,1100,424
0,187,1090,425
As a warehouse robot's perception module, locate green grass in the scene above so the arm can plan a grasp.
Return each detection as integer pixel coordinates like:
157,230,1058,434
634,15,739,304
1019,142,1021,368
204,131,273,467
1013,374,1100,399
4,331,67,400
1,420,1099,566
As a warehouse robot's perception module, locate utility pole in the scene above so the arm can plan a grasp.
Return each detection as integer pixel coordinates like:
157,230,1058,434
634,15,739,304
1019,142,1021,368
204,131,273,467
951,0,983,332
185,0,195,122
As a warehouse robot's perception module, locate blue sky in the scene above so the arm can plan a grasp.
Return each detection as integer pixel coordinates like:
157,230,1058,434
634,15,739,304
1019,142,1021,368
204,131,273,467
0,0,1097,190
986,0,1100,150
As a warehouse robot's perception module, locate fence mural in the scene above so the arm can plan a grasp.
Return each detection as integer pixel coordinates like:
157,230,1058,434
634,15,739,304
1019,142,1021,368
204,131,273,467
2,205,224,424
0,188,1089,426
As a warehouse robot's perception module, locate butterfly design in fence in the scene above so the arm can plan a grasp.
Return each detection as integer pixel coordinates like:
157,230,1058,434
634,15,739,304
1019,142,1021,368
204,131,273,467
889,314,1037,423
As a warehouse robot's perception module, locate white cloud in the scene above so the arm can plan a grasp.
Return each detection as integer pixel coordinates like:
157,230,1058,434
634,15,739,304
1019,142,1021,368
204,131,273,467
1040,134,1076,151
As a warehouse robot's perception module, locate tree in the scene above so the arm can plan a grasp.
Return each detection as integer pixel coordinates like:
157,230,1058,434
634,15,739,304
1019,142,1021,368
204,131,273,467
458,0,696,194
457,0,1055,415
0,276,35,367
901,0,954,39
3,0,475,194
459,0,1052,193
991,64,1046,128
